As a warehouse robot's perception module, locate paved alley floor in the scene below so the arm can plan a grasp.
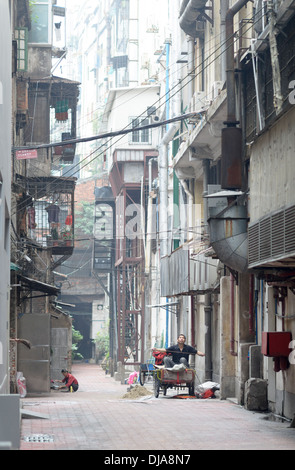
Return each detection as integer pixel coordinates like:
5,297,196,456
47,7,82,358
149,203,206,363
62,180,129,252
19,363,295,452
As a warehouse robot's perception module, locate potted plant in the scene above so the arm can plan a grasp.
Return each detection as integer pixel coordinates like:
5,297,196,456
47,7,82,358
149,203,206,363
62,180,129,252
61,229,73,245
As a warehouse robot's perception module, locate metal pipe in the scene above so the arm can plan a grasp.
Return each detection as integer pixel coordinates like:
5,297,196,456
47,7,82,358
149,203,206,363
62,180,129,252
179,0,207,37
249,274,255,335
230,273,238,356
225,0,249,125
202,159,210,236
267,0,283,114
220,0,229,82
187,35,195,114
158,124,179,257
204,292,212,380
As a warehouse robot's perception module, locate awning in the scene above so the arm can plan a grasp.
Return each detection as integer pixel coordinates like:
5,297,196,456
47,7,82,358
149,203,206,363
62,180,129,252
10,262,21,271
17,274,60,296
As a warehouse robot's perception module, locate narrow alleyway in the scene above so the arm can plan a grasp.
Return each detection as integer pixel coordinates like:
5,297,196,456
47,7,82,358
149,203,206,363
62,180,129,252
20,363,295,451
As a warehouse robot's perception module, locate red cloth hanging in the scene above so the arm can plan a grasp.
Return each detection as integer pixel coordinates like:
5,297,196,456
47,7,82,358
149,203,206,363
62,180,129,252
65,215,72,225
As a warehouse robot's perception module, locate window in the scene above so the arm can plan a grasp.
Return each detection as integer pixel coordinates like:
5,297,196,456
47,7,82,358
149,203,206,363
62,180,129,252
130,116,151,144
28,1,50,44
15,28,28,71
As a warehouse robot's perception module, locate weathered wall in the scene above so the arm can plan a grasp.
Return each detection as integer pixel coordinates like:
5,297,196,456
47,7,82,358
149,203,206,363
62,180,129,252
249,106,295,223
0,0,11,396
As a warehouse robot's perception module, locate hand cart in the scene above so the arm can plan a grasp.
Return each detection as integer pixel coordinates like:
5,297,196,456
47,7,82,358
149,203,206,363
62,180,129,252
153,367,195,397
139,359,155,385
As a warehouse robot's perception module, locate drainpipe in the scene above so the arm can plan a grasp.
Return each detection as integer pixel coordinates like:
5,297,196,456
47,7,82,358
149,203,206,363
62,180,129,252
267,0,283,114
165,41,171,129
249,274,255,335
202,159,210,237
230,273,238,356
187,35,195,118
159,124,179,258
204,292,212,380
159,39,179,258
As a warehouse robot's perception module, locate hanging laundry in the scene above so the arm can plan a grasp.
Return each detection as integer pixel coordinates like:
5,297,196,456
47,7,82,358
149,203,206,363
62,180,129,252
27,206,36,229
55,100,69,121
45,204,60,223
65,215,72,226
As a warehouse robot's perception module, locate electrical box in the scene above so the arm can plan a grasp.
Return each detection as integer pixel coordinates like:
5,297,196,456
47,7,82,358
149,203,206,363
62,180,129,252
261,331,292,357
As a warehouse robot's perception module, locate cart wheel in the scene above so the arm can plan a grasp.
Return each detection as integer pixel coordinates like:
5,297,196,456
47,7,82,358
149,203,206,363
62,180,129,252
188,383,195,396
154,375,160,398
139,368,145,386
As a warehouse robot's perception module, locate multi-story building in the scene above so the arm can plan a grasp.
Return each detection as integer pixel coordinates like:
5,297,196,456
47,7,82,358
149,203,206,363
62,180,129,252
2,0,294,436
165,0,252,398
9,0,79,398
244,0,295,417
54,1,116,367
162,0,295,418
0,4,13,447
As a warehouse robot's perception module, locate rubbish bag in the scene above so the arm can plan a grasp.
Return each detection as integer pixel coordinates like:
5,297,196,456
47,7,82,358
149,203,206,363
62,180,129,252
16,371,27,398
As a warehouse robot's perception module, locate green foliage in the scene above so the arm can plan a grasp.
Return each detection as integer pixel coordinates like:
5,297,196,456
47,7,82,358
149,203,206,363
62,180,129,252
29,0,38,23
75,201,95,236
72,325,83,360
95,322,109,361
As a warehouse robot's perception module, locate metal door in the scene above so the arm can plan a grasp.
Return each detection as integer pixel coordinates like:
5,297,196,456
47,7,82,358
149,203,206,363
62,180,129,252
50,328,69,381
18,314,50,393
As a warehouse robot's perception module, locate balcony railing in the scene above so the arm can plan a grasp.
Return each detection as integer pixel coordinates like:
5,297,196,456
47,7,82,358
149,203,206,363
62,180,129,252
21,176,76,255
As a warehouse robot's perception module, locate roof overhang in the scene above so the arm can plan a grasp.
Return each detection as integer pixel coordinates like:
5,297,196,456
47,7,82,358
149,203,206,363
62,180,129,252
173,90,227,179
17,274,60,296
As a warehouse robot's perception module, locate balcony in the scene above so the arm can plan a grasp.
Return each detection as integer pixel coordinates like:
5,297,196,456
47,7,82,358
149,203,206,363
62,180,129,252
173,88,227,180
18,176,76,256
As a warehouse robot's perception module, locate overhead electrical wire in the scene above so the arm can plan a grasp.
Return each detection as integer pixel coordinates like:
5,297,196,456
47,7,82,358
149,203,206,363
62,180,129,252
63,9,259,179
12,112,199,151
59,22,233,136
14,5,258,156
11,8,260,219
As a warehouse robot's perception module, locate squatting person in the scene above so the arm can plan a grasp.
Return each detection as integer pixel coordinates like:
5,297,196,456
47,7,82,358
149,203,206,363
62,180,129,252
57,369,79,392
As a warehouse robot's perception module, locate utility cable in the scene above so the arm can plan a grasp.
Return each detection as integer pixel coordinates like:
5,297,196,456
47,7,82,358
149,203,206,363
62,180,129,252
11,7,261,217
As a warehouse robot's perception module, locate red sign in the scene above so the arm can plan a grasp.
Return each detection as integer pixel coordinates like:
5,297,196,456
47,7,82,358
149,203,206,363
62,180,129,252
16,149,38,160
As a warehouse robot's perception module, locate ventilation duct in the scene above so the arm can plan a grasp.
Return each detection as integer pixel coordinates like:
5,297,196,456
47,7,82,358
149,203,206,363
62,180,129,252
221,127,242,189
208,0,249,272
179,0,207,37
221,0,249,189
207,193,248,273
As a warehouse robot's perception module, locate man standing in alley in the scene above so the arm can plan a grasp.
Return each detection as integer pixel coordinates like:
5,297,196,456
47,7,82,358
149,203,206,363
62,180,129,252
152,334,205,369
57,369,79,392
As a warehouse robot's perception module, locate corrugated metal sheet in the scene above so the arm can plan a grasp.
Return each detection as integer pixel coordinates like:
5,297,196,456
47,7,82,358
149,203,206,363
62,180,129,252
160,247,218,297
190,253,218,292
116,149,145,161
160,248,189,297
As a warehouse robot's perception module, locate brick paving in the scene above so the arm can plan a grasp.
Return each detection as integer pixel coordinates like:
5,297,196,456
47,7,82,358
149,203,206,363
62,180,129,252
19,363,295,451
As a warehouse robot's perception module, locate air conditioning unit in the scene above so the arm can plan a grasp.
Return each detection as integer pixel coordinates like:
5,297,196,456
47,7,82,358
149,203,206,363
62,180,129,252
147,106,160,122
151,115,160,122
212,81,224,100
